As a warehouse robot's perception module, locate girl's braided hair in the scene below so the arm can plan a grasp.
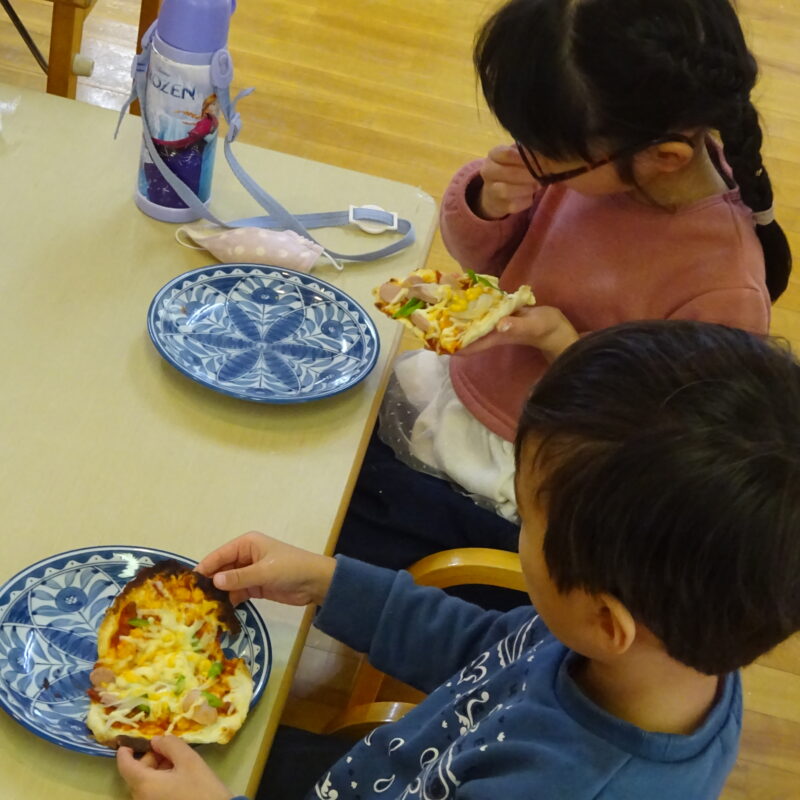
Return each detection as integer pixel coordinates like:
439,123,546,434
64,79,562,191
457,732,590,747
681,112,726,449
476,0,791,299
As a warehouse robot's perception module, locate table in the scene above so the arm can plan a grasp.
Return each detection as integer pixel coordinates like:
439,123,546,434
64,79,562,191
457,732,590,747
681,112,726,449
0,84,436,799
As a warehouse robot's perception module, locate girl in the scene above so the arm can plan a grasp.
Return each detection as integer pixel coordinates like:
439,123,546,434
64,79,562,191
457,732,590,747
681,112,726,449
335,0,792,571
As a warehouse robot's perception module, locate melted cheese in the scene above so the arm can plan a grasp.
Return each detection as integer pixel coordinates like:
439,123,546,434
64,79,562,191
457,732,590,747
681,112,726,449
88,571,253,747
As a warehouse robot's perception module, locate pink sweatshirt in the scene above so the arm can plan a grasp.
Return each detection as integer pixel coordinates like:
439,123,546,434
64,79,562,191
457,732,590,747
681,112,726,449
443,160,771,442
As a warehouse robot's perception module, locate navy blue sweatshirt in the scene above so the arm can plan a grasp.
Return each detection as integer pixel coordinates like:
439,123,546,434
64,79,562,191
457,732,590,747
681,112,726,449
239,556,741,799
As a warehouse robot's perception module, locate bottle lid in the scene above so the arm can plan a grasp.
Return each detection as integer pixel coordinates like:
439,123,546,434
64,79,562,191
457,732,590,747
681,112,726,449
157,0,236,54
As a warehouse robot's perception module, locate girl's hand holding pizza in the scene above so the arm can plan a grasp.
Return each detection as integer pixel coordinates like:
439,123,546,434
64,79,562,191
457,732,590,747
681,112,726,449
196,531,336,608
455,306,579,362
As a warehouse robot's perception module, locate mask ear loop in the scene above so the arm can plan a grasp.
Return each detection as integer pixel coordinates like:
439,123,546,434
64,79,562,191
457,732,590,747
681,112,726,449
175,227,209,250
321,250,344,271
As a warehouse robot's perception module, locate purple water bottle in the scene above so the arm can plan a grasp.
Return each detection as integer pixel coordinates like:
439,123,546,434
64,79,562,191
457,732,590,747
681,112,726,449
135,0,236,222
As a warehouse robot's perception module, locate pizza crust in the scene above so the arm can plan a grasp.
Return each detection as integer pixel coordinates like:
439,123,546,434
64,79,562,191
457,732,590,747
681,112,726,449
458,285,535,349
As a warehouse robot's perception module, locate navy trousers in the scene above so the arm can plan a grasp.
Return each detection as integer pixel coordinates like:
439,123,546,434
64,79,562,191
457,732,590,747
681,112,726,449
256,726,352,800
334,430,526,610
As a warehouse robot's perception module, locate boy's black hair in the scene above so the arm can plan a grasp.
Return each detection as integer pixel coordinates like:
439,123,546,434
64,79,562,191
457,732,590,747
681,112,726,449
515,320,800,675
475,0,791,301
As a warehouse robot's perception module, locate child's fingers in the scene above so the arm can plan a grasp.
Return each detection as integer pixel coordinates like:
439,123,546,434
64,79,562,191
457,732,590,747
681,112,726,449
456,307,575,355
453,325,511,355
496,307,579,359
485,179,536,201
138,751,162,770
213,562,265,593
228,589,251,606
117,746,147,785
196,533,259,577
477,181,536,219
502,191,539,215
510,200,535,214
494,307,563,340
489,315,547,346
486,143,524,165
150,735,197,767
482,159,534,188
196,542,243,577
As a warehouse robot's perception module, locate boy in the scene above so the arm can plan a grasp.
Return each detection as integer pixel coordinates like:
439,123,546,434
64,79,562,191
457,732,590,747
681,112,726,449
117,320,800,800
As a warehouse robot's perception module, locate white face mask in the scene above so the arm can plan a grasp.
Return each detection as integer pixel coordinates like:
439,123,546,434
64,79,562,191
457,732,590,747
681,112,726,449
176,222,327,272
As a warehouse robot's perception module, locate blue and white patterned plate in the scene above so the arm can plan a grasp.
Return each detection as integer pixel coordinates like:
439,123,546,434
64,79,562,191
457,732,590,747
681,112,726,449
0,546,271,757
147,263,380,402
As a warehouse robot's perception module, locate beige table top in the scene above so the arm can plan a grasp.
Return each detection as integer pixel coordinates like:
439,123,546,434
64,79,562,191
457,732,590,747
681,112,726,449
0,84,436,800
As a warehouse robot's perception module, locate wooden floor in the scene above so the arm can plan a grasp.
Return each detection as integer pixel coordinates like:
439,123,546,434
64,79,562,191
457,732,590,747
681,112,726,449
2,1,800,797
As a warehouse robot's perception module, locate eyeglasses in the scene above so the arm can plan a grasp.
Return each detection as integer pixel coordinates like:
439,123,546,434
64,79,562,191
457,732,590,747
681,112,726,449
515,134,696,186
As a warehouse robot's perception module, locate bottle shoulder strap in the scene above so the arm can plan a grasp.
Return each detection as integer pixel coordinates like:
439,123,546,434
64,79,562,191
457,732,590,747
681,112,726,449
116,27,416,265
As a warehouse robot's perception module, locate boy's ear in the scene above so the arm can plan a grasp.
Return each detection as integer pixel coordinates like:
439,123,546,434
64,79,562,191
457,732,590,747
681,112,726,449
594,593,637,656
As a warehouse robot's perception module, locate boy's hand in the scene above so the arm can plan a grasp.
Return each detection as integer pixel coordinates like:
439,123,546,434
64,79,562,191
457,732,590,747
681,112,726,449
196,531,336,607
474,144,539,220
455,306,579,363
116,736,229,800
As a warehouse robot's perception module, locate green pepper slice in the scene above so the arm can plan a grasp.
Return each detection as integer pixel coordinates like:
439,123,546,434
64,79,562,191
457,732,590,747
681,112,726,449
201,691,222,708
392,298,425,318
466,269,495,289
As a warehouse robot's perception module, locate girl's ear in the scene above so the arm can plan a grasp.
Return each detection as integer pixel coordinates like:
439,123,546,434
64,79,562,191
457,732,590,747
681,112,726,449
594,593,637,656
638,140,696,175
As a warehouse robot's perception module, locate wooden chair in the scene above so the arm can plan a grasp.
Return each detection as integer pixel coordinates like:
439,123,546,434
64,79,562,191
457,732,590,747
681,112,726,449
323,547,526,738
45,0,160,99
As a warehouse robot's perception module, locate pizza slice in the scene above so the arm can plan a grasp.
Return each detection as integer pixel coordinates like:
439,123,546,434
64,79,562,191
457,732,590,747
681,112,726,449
86,560,253,750
373,268,535,354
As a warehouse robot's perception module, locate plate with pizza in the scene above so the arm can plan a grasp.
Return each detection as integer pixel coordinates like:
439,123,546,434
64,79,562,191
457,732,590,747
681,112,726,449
0,546,271,757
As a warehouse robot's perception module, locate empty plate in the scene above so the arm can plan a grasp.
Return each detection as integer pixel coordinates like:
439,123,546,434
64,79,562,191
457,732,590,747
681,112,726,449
147,264,380,402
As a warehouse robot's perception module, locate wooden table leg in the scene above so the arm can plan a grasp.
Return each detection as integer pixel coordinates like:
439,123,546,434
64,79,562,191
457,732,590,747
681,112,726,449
131,0,161,115
137,0,160,50
46,2,89,98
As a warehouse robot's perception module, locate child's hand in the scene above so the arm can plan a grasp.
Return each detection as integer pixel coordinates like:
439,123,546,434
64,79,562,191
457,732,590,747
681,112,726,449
116,736,230,800
475,145,539,220
196,531,336,607
455,306,579,362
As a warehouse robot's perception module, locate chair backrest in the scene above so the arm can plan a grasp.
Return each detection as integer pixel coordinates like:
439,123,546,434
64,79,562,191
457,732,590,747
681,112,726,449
323,547,526,737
